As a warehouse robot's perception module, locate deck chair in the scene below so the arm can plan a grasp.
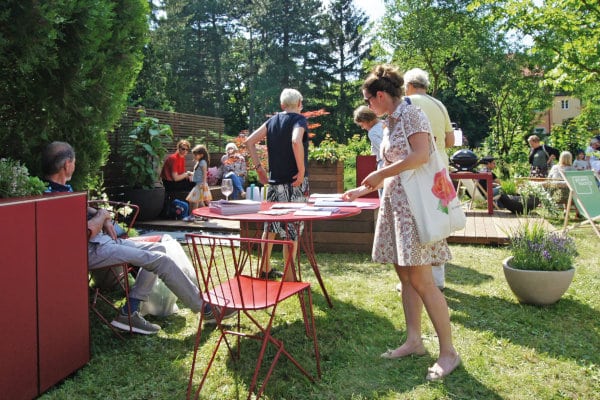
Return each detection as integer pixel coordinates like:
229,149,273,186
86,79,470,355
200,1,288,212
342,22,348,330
88,200,139,339
458,178,500,210
185,234,321,400
560,170,600,240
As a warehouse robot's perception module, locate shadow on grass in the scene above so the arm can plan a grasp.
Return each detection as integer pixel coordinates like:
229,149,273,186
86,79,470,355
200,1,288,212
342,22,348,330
189,292,504,400
445,288,600,367
446,262,495,287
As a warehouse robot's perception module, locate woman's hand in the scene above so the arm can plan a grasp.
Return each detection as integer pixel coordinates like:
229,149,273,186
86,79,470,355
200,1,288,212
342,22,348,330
361,169,384,191
342,187,362,201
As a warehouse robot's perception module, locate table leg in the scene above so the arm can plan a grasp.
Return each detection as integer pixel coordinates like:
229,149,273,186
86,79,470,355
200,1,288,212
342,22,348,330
297,221,334,308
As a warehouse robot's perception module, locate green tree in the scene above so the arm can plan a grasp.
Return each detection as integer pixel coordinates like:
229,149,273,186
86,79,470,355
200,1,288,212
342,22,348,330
379,0,495,145
321,0,372,142
0,0,149,189
493,0,600,90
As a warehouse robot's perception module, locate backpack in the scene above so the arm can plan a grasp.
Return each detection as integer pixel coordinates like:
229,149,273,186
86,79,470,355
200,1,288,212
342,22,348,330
168,199,189,220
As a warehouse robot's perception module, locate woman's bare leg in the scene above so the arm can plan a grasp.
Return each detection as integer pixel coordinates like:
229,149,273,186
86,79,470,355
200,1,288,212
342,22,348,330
382,265,426,358
408,265,460,377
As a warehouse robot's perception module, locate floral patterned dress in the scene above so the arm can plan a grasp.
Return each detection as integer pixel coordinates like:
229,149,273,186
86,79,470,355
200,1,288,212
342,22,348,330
372,100,452,267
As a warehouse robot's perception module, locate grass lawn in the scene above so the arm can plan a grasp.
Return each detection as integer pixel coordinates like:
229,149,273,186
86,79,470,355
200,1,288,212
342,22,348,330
40,226,599,399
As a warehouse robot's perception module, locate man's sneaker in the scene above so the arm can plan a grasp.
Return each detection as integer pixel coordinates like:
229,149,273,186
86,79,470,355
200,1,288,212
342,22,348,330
110,311,161,335
202,303,237,325
259,268,284,280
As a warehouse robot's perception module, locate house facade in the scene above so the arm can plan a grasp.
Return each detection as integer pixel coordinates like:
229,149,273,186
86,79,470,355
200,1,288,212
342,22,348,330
534,94,582,135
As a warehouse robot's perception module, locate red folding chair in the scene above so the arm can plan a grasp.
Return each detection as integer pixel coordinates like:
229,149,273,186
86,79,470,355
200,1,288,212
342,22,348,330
185,234,321,400
87,200,139,339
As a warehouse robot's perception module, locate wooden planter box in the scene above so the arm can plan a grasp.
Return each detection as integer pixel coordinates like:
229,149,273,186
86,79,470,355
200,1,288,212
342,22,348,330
312,205,379,253
308,160,344,194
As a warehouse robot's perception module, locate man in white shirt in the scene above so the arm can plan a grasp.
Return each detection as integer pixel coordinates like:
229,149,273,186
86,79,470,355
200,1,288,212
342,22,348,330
403,68,455,291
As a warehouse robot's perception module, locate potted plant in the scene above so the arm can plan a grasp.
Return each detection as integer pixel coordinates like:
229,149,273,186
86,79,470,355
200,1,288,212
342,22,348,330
503,221,577,305
498,180,561,217
308,134,345,193
118,109,173,220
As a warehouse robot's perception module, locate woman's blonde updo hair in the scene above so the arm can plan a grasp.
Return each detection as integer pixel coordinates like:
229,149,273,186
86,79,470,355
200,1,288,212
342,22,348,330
362,64,404,99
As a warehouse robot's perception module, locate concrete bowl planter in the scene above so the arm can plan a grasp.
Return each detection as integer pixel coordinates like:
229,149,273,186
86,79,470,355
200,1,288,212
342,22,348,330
502,256,575,306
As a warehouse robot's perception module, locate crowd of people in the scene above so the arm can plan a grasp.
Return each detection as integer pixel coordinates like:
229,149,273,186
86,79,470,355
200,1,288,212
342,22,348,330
36,60,600,386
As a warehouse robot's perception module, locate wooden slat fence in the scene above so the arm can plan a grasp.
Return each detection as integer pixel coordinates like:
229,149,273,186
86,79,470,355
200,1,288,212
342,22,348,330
103,107,225,190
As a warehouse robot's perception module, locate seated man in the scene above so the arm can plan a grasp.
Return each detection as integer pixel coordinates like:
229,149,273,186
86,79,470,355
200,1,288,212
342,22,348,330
478,156,501,197
42,141,232,334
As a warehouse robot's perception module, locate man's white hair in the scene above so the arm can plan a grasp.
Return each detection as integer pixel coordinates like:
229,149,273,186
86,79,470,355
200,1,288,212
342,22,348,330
404,68,430,89
280,88,303,108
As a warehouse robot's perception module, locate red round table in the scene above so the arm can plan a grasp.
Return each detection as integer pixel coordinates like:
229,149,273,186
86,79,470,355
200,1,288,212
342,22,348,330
193,200,372,307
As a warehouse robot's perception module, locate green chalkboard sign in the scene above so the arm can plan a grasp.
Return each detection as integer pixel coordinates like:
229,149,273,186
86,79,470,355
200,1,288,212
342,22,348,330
562,170,600,218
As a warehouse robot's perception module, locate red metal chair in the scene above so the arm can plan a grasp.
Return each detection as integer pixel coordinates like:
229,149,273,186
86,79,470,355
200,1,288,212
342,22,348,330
87,200,139,339
185,234,321,400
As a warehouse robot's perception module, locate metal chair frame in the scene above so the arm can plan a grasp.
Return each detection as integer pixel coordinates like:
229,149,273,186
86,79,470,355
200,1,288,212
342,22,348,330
87,200,139,339
185,234,321,400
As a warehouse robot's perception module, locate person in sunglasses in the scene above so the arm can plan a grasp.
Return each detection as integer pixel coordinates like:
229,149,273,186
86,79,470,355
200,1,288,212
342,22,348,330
160,139,194,192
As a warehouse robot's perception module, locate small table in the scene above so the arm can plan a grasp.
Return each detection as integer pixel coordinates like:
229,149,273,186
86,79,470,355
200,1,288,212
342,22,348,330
450,171,494,214
193,199,376,307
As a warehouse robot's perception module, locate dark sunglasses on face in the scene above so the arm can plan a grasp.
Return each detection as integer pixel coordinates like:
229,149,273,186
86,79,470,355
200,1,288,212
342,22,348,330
179,147,189,151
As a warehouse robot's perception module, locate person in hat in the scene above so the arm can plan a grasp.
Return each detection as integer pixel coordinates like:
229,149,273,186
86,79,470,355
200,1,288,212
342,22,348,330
220,142,247,199
478,156,501,197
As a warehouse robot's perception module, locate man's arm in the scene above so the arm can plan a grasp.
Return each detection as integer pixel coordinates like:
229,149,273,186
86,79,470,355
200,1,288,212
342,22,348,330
244,122,268,184
444,130,455,149
87,207,116,240
291,126,305,187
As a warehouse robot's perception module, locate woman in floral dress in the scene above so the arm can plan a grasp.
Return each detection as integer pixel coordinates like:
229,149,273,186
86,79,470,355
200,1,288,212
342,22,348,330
343,64,460,381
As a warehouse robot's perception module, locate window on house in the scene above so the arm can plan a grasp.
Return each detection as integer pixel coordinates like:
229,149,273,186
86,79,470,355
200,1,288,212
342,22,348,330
561,100,569,109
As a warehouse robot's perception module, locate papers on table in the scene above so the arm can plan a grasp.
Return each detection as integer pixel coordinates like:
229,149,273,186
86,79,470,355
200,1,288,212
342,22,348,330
313,199,373,208
308,193,343,202
258,210,292,215
293,206,340,216
270,203,307,209
208,200,261,215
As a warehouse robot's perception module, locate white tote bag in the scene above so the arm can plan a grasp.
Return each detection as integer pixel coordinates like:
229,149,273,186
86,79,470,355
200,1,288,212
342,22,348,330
400,141,466,244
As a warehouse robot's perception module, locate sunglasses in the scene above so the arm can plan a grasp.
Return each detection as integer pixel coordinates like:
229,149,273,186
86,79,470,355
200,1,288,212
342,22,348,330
364,94,374,105
179,147,190,151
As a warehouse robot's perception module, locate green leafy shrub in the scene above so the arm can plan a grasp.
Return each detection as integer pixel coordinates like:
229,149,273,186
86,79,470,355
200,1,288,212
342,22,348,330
119,110,173,189
0,158,47,198
308,134,345,162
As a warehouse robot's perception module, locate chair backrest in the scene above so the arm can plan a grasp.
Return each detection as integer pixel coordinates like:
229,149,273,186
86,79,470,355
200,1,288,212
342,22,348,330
185,234,297,310
356,155,379,198
561,170,600,219
87,200,140,237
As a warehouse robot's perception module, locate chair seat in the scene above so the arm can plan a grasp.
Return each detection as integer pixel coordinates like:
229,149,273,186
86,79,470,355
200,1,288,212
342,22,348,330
186,234,321,400
204,276,311,310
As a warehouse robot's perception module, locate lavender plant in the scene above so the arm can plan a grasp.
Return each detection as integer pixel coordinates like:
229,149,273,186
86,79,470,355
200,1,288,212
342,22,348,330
508,221,577,271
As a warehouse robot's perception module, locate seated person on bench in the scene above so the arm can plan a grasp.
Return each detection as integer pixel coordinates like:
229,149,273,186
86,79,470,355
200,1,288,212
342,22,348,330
160,139,194,192
478,156,501,197
42,141,232,334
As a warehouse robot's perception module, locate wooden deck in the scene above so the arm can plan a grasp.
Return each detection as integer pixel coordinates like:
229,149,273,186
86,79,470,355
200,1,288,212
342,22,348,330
136,208,553,247
446,209,552,245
